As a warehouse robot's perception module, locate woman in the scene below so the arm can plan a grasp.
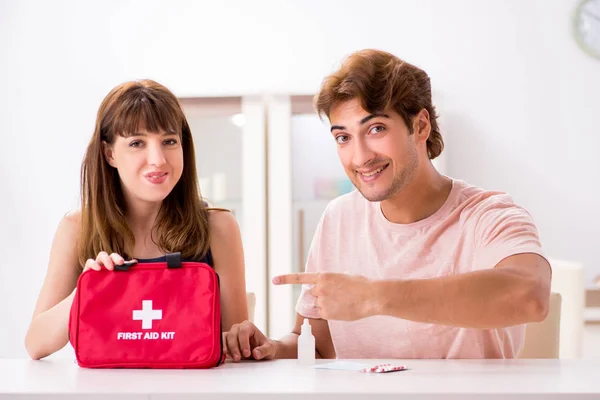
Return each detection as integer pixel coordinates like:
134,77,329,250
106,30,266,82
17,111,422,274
25,80,248,360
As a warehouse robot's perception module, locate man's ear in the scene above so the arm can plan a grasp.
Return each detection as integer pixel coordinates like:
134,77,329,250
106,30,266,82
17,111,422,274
102,141,117,168
413,109,431,143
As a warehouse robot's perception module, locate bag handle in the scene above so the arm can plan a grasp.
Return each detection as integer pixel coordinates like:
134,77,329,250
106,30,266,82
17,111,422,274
114,260,137,272
166,252,182,269
114,252,181,271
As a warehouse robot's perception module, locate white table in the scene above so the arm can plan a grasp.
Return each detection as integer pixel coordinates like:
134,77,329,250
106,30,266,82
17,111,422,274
1,358,600,399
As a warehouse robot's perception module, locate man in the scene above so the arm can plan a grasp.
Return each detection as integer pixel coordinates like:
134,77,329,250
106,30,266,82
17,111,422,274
224,49,551,360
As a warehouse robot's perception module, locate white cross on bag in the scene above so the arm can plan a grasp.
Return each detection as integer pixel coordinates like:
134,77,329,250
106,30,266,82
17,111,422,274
132,300,162,329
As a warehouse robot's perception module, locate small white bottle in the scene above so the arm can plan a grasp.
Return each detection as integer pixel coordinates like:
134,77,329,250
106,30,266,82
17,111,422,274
298,318,316,365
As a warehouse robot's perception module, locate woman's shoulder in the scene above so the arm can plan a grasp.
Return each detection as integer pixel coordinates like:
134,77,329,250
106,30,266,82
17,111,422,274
49,211,82,256
49,210,82,272
64,210,82,223
207,209,239,240
58,210,81,236
206,209,243,271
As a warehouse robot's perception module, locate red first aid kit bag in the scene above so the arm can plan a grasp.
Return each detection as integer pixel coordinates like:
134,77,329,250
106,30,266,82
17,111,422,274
68,252,224,368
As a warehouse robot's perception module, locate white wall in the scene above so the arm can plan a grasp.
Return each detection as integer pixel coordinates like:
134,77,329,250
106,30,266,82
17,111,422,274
1,0,599,358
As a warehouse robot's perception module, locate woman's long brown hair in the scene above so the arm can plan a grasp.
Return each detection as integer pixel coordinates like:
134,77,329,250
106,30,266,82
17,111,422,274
78,80,211,267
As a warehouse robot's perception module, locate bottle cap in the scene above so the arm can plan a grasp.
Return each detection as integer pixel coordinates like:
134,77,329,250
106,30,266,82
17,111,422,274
301,318,312,335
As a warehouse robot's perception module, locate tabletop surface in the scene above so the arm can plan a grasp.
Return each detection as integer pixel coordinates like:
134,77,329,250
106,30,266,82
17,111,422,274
1,358,600,398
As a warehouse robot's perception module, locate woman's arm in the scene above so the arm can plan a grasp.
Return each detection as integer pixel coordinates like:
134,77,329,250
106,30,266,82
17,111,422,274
209,210,248,331
25,212,81,360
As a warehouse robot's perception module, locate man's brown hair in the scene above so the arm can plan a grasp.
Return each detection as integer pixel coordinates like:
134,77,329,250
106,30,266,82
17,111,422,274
315,49,443,159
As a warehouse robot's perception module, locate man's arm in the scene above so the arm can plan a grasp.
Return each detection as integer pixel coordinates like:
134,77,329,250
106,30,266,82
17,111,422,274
374,253,551,328
275,253,551,329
